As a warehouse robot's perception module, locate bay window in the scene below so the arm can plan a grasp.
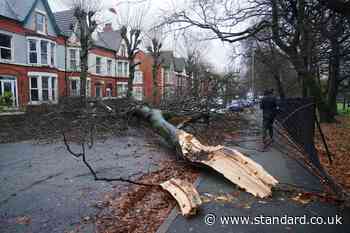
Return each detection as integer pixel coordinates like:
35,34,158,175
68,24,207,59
69,49,78,71
0,33,12,61
50,43,55,65
107,59,113,75
29,39,38,64
29,73,57,104
117,62,123,76
41,41,48,65
96,57,102,74
28,38,56,66
124,62,128,76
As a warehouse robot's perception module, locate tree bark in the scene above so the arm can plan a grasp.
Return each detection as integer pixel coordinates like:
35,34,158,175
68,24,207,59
134,106,278,198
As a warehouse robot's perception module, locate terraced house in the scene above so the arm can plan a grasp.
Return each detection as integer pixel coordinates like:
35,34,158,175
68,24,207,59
0,0,135,110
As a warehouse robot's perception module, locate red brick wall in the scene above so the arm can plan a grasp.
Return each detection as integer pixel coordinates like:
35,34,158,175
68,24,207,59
136,52,163,104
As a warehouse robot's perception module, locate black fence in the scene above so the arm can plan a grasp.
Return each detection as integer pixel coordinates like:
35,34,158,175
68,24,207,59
274,98,323,170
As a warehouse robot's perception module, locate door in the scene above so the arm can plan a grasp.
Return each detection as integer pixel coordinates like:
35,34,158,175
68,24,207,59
0,76,17,108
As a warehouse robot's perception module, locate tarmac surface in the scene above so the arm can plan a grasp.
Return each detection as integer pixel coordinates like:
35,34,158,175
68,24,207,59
0,128,172,233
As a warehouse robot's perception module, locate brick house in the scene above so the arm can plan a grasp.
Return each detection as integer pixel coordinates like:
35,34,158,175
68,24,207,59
159,51,189,99
135,50,189,104
0,0,137,110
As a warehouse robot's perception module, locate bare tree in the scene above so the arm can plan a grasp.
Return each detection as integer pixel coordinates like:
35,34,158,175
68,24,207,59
70,0,99,104
110,1,150,98
145,28,165,104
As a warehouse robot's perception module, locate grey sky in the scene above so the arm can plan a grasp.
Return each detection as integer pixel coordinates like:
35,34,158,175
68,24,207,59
48,0,233,72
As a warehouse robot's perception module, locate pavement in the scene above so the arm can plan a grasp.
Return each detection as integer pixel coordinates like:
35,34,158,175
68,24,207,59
157,108,350,233
0,128,173,233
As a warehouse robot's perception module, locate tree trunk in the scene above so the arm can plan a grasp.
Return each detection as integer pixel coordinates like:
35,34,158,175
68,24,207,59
127,59,135,98
152,64,158,105
326,40,340,121
134,106,278,198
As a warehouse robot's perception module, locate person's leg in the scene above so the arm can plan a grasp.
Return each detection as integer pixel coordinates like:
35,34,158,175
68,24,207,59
262,118,268,142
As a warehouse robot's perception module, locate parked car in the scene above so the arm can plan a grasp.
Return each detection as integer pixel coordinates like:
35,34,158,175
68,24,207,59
227,100,244,112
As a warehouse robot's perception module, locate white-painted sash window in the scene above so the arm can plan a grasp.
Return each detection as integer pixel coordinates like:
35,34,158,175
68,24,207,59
28,38,56,66
29,73,57,104
117,82,128,97
35,12,46,34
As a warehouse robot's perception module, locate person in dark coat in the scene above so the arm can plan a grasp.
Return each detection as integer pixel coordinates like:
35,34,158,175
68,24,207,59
260,89,277,142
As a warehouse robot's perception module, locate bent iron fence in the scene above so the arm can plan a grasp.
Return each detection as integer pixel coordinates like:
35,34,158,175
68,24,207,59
274,98,345,196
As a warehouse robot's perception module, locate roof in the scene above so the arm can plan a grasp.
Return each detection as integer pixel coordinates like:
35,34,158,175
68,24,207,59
159,51,186,72
160,51,174,67
54,9,76,36
95,30,122,52
174,57,186,72
54,9,122,52
0,0,61,34
0,0,36,21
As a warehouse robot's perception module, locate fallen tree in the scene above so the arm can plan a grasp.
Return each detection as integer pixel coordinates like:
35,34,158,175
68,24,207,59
134,105,278,198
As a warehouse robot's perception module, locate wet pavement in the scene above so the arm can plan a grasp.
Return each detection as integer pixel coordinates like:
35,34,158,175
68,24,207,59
158,108,350,233
0,128,173,233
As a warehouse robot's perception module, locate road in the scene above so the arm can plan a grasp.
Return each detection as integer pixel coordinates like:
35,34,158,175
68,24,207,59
0,128,172,233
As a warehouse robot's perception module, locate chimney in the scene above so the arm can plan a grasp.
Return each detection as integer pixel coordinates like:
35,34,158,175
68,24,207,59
103,23,113,32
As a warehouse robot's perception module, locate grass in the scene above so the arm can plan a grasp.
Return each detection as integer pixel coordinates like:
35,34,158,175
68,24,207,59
337,102,350,116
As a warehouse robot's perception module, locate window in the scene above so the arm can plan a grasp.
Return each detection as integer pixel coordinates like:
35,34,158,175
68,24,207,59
28,38,56,66
124,62,128,76
35,12,46,34
69,49,78,71
133,71,143,84
29,39,38,64
40,41,48,65
117,82,128,98
120,44,126,57
107,59,113,75
29,74,57,103
96,57,102,74
0,76,18,108
117,62,123,76
50,43,55,66
106,83,113,97
95,84,102,97
133,87,143,101
70,79,80,96
0,33,12,60
30,76,39,101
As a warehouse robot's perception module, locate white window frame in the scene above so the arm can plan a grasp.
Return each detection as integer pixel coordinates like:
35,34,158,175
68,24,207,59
0,32,14,62
27,37,56,67
133,86,143,101
117,61,123,76
69,77,91,97
35,11,47,35
28,72,58,105
107,59,113,75
40,40,49,65
117,82,128,98
133,71,143,84
124,62,129,77
96,56,102,74
68,48,80,71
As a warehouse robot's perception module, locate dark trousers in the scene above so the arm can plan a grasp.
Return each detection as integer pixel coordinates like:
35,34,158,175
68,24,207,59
263,117,274,140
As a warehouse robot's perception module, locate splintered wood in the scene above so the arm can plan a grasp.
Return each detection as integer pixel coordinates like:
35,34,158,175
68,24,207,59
176,130,279,198
160,178,202,216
